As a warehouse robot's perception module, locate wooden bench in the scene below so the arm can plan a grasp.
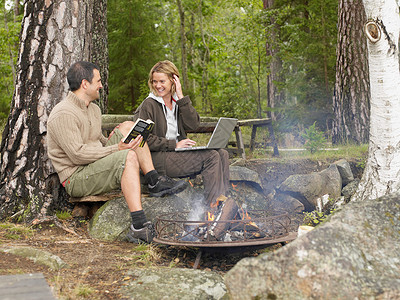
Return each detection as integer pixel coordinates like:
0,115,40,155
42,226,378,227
101,114,279,159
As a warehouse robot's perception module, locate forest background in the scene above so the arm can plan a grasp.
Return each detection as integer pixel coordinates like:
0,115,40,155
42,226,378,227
0,0,340,147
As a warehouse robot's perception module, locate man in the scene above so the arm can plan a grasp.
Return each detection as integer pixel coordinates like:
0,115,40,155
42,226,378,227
47,61,187,243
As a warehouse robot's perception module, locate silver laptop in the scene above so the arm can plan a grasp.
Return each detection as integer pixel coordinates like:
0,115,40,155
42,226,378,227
175,117,238,151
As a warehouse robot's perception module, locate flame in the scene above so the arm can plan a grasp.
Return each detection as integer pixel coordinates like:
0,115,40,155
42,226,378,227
188,180,194,187
231,183,239,191
240,207,258,227
208,195,227,221
210,194,227,208
249,221,258,227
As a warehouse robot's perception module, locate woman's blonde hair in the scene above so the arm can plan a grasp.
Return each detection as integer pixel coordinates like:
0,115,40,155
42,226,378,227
148,60,180,96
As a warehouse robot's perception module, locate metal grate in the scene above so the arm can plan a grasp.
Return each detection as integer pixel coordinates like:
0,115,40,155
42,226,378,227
153,210,294,247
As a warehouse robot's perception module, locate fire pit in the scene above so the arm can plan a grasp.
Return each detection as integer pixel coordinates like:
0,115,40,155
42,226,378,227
153,197,297,268
153,210,295,247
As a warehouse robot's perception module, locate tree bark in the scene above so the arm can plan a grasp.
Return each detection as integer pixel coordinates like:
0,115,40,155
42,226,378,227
176,0,189,93
14,0,20,20
332,0,370,144
91,0,109,113
0,0,108,221
352,0,400,201
263,0,283,122
263,0,281,156
3,4,16,87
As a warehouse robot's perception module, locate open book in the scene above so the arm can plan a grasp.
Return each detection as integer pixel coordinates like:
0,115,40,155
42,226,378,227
123,118,154,147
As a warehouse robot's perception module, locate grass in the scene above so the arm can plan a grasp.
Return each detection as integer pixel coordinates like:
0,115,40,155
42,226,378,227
0,222,35,241
128,243,161,267
188,125,369,163
250,143,369,161
55,210,72,220
74,284,96,298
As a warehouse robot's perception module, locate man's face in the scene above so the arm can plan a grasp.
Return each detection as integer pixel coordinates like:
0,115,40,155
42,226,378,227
85,69,103,101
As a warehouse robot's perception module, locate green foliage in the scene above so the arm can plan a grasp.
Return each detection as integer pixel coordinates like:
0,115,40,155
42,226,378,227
107,0,165,113
74,284,95,297
301,122,327,154
55,210,72,220
0,4,21,123
1,0,339,140
106,0,338,137
129,243,161,267
303,202,337,227
0,222,34,240
303,210,327,226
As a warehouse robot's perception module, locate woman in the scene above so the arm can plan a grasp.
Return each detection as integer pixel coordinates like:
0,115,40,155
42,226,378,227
133,60,230,207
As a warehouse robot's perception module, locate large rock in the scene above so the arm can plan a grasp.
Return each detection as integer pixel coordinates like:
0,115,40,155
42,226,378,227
224,192,400,299
120,267,226,300
88,196,131,241
88,185,205,241
276,164,342,211
1,247,67,270
228,166,267,210
228,181,267,211
229,166,263,191
342,178,360,202
333,159,354,186
142,185,204,221
266,192,304,214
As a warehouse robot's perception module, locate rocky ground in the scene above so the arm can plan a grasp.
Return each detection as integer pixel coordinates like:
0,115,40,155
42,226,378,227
0,157,364,299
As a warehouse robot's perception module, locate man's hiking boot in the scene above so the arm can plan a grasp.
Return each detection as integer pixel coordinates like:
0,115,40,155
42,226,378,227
126,222,155,244
148,175,187,197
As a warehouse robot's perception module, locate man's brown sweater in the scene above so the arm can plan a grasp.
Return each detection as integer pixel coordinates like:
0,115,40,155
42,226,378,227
47,92,118,182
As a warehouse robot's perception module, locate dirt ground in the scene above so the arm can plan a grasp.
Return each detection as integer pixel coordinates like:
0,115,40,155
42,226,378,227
0,158,364,299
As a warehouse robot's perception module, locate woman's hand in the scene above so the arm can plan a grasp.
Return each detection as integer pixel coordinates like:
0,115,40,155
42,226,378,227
118,134,143,151
176,138,196,149
173,74,184,100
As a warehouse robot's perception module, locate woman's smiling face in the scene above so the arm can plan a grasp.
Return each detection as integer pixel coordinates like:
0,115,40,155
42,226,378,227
152,72,173,99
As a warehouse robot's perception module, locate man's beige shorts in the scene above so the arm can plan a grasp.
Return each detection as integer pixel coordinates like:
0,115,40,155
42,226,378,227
64,129,130,197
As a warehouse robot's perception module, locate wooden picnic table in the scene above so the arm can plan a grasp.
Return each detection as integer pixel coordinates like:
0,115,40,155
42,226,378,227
101,115,279,159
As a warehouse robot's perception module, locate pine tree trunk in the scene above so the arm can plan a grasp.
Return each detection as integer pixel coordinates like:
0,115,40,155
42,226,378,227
353,0,400,201
332,0,370,144
176,0,189,93
0,0,108,222
263,0,283,122
263,0,281,157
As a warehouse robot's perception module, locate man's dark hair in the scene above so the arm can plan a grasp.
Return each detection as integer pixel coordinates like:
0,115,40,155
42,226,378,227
67,61,99,91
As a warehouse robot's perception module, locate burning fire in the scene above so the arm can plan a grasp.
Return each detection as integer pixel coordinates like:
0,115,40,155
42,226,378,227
206,195,257,228
207,195,227,221
231,183,239,191
239,207,258,227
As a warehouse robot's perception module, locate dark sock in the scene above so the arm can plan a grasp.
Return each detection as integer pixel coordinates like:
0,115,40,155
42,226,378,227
144,170,159,186
131,210,147,229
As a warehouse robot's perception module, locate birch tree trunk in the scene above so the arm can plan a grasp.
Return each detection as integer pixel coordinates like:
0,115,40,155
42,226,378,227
332,0,370,144
352,0,400,201
0,0,108,221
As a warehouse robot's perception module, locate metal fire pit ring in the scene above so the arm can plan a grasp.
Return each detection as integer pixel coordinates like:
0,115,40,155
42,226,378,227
153,210,296,248
153,210,297,269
